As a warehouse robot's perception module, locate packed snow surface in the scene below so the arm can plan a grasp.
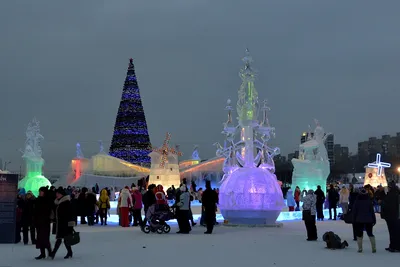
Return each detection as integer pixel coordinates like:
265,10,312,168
1,218,397,267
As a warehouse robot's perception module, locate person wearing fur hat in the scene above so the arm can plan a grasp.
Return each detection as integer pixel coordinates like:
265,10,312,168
49,187,74,259
176,185,191,234
34,187,53,259
352,187,376,253
201,180,218,234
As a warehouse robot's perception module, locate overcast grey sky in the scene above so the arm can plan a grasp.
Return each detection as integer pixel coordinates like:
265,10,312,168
1,0,400,175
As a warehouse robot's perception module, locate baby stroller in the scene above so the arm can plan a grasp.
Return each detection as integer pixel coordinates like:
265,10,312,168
142,204,173,234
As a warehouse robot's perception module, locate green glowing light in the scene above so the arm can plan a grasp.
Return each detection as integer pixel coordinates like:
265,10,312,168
18,173,51,197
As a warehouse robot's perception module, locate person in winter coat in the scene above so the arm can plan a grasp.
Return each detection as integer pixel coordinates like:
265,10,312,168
176,185,191,234
327,184,339,220
119,187,132,227
323,231,348,249
85,189,97,226
314,185,325,221
348,184,359,241
286,188,296,212
294,186,301,210
302,189,317,241
352,188,376,253
15,192,25,243
97,189,110,225
22,190,36,245
141,184,156,229
201,180,218,234
339,186,350,214
381,182,400,252
77,187,88,224
34,187,53,260
131,187,143,226
155,184,168,206
50,187,74,259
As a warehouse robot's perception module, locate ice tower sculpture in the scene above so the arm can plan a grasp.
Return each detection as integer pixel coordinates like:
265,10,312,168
217,49,284,225
18,118,51,196
291,120,331,194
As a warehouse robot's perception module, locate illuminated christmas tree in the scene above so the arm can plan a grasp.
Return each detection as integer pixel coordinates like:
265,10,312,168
109,58,152,166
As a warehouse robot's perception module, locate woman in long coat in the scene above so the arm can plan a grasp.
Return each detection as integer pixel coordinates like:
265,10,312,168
302,189,318,241
50,188,74,259
34,187,53,259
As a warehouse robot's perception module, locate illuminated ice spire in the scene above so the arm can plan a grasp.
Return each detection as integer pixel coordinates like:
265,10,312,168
237,48,259,125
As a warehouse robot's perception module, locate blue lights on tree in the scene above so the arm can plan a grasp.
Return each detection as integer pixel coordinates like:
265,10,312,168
109,58,152,166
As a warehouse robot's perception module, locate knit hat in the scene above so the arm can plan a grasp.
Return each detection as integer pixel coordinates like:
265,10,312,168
18,188,26,196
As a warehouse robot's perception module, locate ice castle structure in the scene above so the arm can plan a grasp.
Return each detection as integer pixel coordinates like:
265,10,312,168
217,49,284,225
18,118,52,196
291,120,331,194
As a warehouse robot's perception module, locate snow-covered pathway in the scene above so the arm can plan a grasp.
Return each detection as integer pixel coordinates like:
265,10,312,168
1,218,397,267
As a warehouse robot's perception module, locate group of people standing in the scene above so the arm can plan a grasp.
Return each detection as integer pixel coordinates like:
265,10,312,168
16,186,76,260
288,181,400,253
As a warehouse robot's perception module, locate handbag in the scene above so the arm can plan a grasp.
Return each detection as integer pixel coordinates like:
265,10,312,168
343,211,353,224
302,210,313,221
64,229,80,246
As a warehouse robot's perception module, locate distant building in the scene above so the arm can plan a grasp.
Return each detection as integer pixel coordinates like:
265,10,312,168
358,133,400,161
334,144,349,163
300,131,334,164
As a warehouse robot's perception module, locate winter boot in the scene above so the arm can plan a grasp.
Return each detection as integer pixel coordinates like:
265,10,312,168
50,239,62,260
35,248,46,260
64,245,73,259
357,237,363,253
369,236,376,253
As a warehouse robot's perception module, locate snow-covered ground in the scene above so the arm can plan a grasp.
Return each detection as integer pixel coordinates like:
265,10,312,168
1,218,397,267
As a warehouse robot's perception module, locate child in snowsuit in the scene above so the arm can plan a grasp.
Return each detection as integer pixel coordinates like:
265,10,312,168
323,231,349,249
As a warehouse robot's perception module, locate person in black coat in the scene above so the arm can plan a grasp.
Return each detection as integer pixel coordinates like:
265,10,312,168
381,182,400,252
50,187,74,260
348,184,359,241
141,184,156,229
86,190,97,226
34,187,53,260
327,184,339,220
314,185,325,221
201,180,218,234
77,187,88,224
22,191,36,245
352,188,376,253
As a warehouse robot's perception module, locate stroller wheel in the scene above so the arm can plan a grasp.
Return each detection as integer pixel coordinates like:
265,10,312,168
156,228,164,234
163,225,171,233
143,225,151,234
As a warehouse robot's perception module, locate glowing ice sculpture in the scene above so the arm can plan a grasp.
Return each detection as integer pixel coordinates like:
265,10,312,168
217,49,284,225
18,118,51,196
291,120,331,194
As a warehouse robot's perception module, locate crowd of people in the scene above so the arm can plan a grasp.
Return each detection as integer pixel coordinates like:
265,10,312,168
286,181,400,253
15,178,219,259
16,186,76,260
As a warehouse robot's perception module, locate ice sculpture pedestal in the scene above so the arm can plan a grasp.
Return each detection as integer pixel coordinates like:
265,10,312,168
291,159,329,194
219,168,284,226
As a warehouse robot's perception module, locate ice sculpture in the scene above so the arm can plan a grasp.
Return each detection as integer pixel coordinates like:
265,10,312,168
217,49,284,225
291,120,331,194
364,153,390,187
18,118,51,196
191,145,201,161
148,133,182,189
